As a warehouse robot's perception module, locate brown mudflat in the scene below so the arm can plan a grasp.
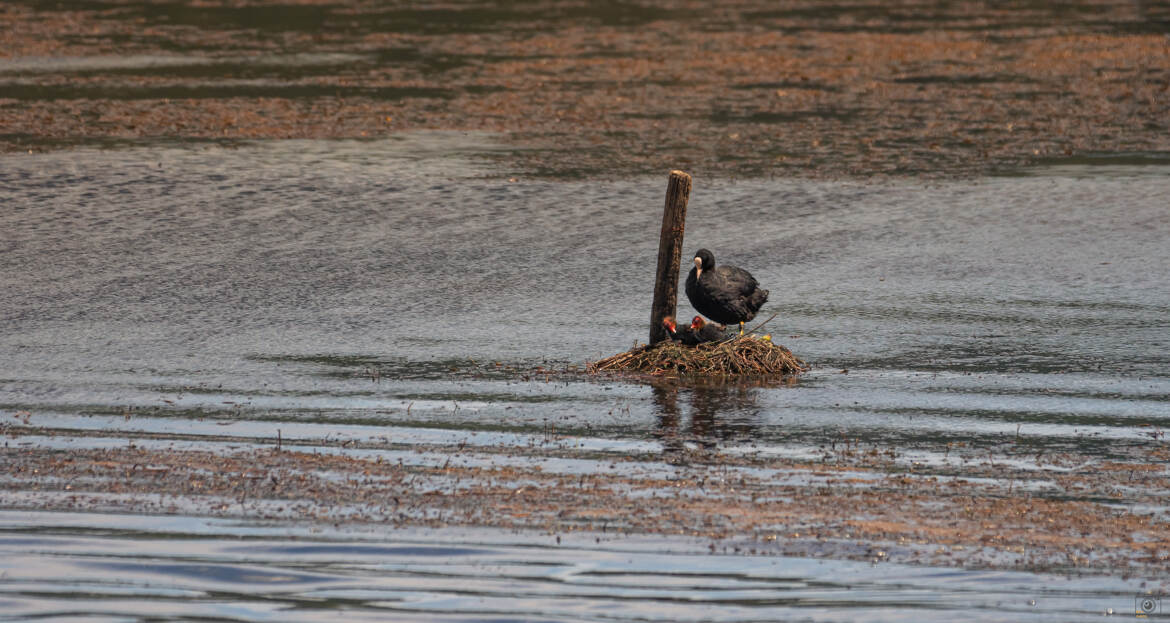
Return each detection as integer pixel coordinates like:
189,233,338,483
2,0,1168,177
4,420,1169,575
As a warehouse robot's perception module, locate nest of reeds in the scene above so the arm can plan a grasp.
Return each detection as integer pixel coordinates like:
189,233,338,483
588,334,807,377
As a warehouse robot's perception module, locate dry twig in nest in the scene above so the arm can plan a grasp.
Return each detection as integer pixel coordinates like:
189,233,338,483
588,334,807,377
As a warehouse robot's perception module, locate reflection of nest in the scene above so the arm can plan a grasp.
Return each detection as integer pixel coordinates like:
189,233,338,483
588,335,807,377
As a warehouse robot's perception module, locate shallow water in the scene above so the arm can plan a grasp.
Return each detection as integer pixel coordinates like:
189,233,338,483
2,134,1170,620
0,510,1161,622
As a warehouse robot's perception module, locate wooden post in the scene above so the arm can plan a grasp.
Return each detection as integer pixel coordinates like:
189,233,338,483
648,170,691,345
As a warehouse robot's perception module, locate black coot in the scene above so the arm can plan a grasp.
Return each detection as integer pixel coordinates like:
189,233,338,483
685,248,768,334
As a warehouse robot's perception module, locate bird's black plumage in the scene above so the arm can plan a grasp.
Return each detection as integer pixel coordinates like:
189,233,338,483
685,248,768,326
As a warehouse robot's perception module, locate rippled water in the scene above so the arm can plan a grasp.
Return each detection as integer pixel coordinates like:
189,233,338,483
2,134,1170,620
0,510,1161,622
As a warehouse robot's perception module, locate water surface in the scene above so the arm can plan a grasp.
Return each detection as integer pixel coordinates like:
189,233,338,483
2,134,1169,620
0,510,1162,622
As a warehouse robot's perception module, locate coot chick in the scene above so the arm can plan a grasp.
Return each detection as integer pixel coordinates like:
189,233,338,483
689,316,729,343
685,248,769,334
661,316,700,345
661,316,727,345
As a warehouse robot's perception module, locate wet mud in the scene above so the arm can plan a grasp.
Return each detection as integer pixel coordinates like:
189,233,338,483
4,389,1170,578
3,0,1169,177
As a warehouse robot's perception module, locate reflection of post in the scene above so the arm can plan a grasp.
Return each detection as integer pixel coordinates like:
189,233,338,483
650,379,690,458
650,379,681,433
648,170,692,345
690,387,717,438
650,379,772,447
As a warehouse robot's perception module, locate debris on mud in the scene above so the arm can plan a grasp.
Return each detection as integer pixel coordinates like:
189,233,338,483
3,1,1169,178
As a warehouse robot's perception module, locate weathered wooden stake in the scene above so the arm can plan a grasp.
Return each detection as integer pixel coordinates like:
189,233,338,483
648,170,692,345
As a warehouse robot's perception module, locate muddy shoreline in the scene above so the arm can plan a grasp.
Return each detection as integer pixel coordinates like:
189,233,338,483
5,410,1169,578
3,0,1169,178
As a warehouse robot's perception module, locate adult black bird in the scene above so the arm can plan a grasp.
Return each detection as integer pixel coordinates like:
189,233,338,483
685,248,768,335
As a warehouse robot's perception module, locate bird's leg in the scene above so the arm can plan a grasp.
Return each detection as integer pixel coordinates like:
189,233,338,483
739,321,745,336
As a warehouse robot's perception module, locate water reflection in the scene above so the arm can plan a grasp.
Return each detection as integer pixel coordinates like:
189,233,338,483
651,376,798,455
